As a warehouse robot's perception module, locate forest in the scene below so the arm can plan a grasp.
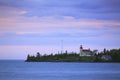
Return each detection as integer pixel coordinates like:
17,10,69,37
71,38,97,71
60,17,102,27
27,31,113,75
26,48,120,62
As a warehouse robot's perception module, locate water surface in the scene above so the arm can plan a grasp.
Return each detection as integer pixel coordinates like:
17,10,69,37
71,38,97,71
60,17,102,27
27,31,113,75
0,60,120,80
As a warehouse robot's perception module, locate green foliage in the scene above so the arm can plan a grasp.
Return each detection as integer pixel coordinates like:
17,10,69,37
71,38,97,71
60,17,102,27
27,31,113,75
26,52,94,62
94,48,120,62
79,56,95,62
109,49,120,62
26,48,120,62
26,55,36,62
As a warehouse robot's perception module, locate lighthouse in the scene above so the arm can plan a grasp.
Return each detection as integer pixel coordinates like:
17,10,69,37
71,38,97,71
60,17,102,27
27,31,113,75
80,45,83,56
79,45,92,56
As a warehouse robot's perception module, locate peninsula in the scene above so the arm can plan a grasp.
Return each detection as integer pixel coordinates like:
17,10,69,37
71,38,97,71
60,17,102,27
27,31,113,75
26,45,120,62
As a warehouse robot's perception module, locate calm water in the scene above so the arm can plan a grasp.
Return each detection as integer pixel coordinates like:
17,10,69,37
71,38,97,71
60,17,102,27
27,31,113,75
0,60,120,80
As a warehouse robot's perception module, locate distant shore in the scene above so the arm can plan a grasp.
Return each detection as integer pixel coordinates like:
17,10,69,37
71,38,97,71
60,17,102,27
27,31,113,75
26,48,120,62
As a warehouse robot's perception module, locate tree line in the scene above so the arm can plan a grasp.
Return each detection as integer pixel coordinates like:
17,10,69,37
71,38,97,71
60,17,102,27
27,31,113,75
95,48,120,62
26,48,120,62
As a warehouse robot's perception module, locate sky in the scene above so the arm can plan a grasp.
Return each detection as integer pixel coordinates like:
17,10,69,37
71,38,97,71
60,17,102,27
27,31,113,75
0,0,120,59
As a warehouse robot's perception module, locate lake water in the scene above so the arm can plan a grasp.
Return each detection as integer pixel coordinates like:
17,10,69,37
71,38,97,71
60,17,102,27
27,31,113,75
0,60,120,80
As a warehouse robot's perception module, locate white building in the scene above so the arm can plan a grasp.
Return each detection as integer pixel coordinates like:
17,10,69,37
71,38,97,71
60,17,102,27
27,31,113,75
79,45,93,56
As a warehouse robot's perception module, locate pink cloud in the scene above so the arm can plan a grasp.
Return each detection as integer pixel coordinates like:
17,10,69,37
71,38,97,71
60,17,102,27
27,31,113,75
0,16,120,35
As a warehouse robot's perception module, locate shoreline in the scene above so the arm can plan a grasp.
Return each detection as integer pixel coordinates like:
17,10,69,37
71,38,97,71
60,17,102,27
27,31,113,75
25,61,120,63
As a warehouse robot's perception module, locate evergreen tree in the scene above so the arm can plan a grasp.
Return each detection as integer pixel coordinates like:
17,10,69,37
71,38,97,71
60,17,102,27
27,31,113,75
26,54,30,61
103,48,106,54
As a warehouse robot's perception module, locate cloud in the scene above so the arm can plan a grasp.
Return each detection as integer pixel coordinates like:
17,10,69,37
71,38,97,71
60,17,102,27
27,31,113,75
0,0,120,20
0,6,119,47
0,14,120,35
0,0,120,59
0,14,120,47
0,6,27,18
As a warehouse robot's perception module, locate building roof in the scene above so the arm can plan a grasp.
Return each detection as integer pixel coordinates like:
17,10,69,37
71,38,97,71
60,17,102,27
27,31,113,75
82,49,91,52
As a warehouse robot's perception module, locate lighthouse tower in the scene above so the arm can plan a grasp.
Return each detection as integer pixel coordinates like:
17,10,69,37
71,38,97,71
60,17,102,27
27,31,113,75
80,45,83,56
